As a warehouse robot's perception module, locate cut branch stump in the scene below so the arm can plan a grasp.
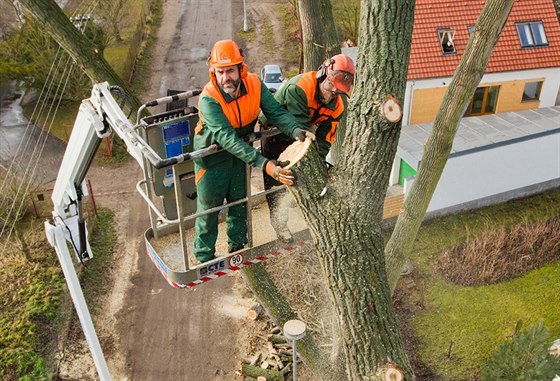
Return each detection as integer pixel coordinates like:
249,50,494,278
247,303,263,320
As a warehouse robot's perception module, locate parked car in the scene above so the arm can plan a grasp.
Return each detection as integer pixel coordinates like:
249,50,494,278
260,64,284,92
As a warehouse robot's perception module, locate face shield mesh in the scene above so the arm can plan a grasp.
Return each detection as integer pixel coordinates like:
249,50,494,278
327,70,354,95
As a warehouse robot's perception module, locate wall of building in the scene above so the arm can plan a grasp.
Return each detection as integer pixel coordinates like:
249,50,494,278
424,130,560,213
403,67,560,125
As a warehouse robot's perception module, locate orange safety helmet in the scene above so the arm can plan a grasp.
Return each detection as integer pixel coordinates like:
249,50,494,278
208,39,244,68
208,39,248,79
320,54,355,95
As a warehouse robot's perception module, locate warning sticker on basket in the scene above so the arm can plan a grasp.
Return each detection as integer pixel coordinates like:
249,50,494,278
229,254,244,267
199,260,226,277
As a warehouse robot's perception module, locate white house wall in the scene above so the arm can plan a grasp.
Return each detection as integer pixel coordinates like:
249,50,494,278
426,130,560,212
403,67,560,126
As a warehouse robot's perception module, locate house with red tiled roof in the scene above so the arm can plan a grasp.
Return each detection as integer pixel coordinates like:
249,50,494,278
403,0,560,126
344,0,560,216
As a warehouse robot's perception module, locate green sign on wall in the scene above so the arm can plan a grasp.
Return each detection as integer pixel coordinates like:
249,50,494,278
399,159,417,185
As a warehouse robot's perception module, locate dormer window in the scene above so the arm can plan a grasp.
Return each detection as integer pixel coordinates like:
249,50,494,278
438,29,456,54
516,21,548,47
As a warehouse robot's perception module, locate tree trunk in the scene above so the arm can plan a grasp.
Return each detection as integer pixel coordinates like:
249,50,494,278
18,0,141,110
385,0,515,293
298,0,341,71
286,1,417,378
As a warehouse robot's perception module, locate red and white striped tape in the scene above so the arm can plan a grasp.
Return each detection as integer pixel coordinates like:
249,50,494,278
183,240,310,288
146,239,311,289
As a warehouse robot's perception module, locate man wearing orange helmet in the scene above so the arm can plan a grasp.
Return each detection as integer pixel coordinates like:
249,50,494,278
192,39,312,263
259,54,355,243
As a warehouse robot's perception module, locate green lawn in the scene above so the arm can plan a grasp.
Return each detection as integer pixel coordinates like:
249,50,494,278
0,208,116,380
408,189,560,380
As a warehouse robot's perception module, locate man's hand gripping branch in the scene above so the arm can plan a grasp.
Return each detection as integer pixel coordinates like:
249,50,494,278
265,160,294,186
294,128,316,142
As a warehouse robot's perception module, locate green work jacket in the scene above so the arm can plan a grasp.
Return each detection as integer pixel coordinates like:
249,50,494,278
263,71,345,159
194,73,301,170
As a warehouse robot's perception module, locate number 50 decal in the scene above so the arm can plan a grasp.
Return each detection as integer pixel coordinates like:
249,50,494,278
229,254,244,267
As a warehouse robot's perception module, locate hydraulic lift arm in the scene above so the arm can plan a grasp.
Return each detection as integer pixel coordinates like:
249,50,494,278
43,82,200,380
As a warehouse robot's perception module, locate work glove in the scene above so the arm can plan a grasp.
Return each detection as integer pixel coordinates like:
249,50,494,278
294,128,316,142
265,160,294,186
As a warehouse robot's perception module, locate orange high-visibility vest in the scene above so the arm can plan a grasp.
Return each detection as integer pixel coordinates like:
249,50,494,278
197,73,262,132
296,71,344,143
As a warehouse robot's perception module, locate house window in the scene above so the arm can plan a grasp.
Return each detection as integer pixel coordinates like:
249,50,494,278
522,81,543,101
438,29,456,54
516,21,548,47
466,86,500,116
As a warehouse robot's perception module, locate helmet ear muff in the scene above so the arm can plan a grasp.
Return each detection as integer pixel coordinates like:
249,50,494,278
316,58,335,81
316,64,326,80
208,67,216,81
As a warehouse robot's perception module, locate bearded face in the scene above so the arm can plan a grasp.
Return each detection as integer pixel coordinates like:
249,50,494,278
215,65,241,98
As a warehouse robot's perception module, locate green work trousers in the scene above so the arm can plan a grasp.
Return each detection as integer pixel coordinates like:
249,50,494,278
194,158,248,262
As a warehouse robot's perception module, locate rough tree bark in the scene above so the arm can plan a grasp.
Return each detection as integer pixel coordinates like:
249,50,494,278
298,0,341,71
287,1,417,379
247,0,417,379
385,0,515,293
18,0,141,110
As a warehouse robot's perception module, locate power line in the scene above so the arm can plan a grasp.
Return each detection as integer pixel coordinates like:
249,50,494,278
0,0,101,256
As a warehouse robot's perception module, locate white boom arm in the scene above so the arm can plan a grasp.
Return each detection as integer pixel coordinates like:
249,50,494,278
44,82,200,380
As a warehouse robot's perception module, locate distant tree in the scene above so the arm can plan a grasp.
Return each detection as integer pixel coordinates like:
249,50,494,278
97,0,130,43
16,0,141,109
332,0,360,45
298,0,340,70
0,18,90,99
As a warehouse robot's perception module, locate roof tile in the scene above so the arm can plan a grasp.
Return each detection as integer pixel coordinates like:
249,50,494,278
408,0,560,79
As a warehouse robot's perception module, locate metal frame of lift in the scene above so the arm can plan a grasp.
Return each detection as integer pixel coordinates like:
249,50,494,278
44,82,312,380
133,99,311,288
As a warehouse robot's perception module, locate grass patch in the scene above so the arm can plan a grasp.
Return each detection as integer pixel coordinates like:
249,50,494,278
406,188,560,380
0,224,64,380
414,262,560,379
22,100,80,143
104,41,130,80
238,28,257,43
81,208,117,313
0,209,117,379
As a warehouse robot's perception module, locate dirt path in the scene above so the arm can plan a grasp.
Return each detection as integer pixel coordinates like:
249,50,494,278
111,1,252,380
55,1,311,380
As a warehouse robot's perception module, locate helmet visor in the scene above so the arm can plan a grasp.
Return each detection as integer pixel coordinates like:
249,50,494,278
327,70,354,95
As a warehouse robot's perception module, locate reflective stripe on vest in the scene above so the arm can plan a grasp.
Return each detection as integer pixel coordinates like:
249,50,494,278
197,73,262,131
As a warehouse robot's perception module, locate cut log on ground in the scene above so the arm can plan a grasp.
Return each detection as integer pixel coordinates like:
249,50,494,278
268,334,288,345
247,303,263,320
241,364,284,381
242,352,262,366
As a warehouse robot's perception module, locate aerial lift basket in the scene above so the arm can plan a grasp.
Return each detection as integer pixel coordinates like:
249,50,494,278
135,93,313,289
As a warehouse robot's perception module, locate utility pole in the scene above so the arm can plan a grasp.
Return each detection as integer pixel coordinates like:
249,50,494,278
18,0,142,111
243,0,248,32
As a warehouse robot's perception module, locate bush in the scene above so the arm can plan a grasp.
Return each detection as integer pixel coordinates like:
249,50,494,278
434,217,560,286
481,320,560,381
